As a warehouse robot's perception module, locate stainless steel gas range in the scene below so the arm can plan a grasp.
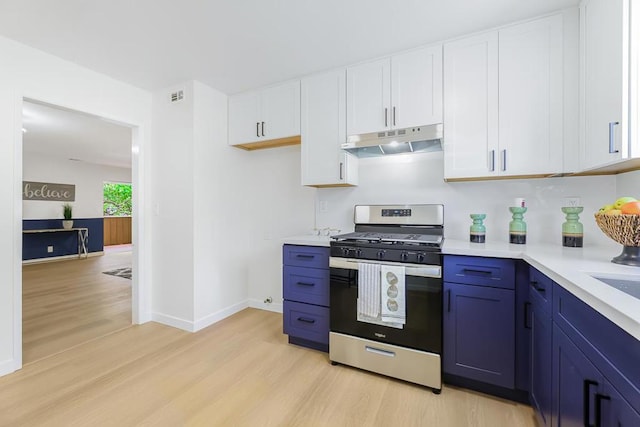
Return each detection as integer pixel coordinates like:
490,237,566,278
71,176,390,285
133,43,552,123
329,204,444,393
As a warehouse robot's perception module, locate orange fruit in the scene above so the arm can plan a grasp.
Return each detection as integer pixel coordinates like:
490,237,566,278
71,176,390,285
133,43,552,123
620,201,640,215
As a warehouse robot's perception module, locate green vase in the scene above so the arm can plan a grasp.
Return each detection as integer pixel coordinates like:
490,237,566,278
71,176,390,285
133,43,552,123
509,207,527,244
470,214,486,243
561,206,583,247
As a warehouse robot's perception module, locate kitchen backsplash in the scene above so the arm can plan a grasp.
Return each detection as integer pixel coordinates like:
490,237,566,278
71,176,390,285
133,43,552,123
316,151,624,248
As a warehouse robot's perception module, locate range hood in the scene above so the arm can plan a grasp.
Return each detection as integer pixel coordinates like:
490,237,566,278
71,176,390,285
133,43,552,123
342,123,443,158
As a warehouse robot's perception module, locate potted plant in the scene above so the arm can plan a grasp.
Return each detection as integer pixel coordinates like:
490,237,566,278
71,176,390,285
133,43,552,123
62,203,73,229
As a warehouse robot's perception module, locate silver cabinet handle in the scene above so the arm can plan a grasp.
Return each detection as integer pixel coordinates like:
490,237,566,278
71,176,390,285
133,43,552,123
609,121,620,153
365,346,395,357
489,150,496,172
339,162,344,180
393,106,396,126
384,108,388,127
501,149,507,171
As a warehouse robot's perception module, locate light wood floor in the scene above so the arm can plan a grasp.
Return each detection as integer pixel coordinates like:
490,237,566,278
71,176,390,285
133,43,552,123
2,308,537,426
22,249,132,363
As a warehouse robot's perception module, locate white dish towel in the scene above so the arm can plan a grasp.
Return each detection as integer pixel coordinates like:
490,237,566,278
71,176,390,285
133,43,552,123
380,264,406,325
357,263,381,318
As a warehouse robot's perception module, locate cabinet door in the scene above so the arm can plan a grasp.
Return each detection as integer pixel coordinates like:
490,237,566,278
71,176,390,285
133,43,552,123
261,80,301,140
581,0,628,169
228,91,261,145
601,380,640,427
391,45,443,128
346,58,391,136
443,32,499,179
530,299,553,427
301,69,358,187
553,324,604,427
443,282,515,388
499,15,563,176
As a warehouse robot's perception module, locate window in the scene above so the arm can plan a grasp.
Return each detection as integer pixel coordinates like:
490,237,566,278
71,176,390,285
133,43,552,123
103,182,132,216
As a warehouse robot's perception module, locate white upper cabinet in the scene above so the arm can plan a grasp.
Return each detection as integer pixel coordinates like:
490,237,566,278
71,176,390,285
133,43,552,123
228,80,301,149
580,0,637,170
499,14,564,176
392,45,443,128
301,69,358,187
346,45,443,137
444,14,564,180
443,32,499,180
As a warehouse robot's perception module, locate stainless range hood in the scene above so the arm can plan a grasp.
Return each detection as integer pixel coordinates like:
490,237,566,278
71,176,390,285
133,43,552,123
342,123,443,158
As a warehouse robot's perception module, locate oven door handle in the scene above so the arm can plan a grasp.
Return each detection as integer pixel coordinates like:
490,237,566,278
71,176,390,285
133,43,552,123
329,257,441,278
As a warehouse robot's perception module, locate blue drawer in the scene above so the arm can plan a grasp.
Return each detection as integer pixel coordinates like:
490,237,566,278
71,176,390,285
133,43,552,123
444,255,515,289
283,245,329,269
529,266,553,314
283,301,329,345
283,265,329,307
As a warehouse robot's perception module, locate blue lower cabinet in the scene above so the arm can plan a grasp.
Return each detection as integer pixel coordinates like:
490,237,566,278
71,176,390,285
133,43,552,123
602,380,640,427
283,301,329,349
282,244,330,352
530,297,553,427
552,324,604,427
443,281,515,389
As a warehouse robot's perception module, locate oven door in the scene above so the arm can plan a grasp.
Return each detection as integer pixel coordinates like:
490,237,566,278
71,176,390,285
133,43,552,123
329,257,442,354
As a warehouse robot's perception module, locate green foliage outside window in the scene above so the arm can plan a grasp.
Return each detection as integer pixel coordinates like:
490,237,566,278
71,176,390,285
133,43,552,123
103,183,132,216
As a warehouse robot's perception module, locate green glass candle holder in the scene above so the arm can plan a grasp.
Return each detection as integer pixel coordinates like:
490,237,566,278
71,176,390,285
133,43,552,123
509,207,527,244
561,206,583,247
470,214,486,243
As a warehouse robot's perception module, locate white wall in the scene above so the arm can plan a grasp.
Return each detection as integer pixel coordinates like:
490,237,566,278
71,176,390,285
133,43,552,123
315,152,619,248
616,170,640,199
0,34,152,376
23,153,131,220
244,145,316,311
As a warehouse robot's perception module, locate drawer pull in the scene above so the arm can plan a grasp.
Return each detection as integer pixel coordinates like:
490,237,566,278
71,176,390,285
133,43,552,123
365,346,396,358
296,254,315,259
595,393,610,427
583,379,598,427
297,281,315,287
524,302,532,329
530,281,546,293
297,317,316,324
462,268,492,276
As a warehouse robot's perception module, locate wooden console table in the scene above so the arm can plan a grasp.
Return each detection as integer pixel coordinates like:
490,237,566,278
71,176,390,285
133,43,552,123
22,228,89,258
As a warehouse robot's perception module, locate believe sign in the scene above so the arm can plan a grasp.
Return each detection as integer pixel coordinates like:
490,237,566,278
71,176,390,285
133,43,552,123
23,181,75,201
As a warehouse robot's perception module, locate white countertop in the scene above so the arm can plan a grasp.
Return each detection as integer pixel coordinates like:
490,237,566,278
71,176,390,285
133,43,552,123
282,235,331,247
282,235,640,340
443,239,640,341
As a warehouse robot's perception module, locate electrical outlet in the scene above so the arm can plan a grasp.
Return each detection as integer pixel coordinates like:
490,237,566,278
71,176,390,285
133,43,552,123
264,297,273,304
47,246,53,253
319,200,328,213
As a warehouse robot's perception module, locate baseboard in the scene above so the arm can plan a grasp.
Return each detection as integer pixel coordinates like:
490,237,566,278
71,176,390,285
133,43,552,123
152,300,252,333
248,298,283,313
0,358,19,378
193,300,250,332
22,251,104,265
151,312,195,332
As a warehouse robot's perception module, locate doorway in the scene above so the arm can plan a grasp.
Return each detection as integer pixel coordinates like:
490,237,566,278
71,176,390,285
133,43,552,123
21,99,136,363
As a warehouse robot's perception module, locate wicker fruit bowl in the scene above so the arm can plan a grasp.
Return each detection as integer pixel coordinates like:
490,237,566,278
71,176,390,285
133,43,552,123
594,213,640,266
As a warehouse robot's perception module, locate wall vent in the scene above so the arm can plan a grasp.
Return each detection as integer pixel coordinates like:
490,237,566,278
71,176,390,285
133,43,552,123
170,90,184,103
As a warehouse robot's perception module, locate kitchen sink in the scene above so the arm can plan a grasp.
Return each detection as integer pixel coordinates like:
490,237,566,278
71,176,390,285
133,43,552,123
589,273,640,300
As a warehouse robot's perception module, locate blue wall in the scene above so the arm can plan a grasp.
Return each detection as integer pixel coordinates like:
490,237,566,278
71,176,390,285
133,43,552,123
23,218,104,260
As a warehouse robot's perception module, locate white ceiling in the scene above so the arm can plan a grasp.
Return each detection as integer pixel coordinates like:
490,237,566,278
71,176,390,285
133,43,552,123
0,0,579,95
22,100,132,169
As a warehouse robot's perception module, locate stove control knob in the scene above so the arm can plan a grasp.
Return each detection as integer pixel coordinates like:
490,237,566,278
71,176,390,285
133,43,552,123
401,252,409,261
341,247,350,256
377,250,385,260
417,253,425,263
355,249,363,257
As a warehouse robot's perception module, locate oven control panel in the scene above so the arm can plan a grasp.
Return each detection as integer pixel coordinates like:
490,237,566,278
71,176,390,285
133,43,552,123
330,243,441,265
381,208,411,217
